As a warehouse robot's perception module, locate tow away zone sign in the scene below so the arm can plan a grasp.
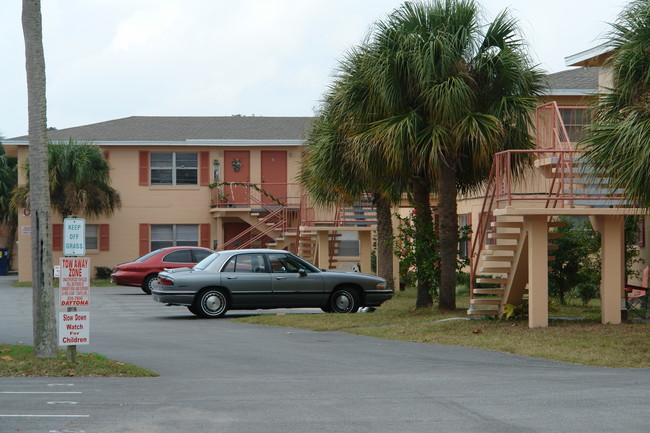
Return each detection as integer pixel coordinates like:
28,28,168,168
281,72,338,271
59,257,90,307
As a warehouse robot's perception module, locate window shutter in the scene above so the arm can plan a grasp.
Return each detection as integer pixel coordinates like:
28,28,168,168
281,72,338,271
139,224,150,256
99,224,110,251
139,151,149,186
52,224,63,251
200,151,210,186
200,223,211,249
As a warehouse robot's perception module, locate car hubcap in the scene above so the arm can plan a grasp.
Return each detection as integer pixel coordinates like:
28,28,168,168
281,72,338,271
335,294,351,311
204,294,223,313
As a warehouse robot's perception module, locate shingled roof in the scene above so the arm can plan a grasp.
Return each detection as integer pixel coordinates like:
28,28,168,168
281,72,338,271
10,116,313,142
544,67,599,94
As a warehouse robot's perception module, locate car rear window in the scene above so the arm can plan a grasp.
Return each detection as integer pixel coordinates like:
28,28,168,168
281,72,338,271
135,249,162,262
192,249,212,263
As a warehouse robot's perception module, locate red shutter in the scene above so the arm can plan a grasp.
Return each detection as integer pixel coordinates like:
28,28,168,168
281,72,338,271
200,151,210,186
139,151,149,186
99,224,110,251
139,224,150,256
52,224,63,251
200,224,211,249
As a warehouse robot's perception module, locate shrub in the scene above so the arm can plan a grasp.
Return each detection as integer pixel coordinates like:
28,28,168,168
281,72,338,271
95,266,113,280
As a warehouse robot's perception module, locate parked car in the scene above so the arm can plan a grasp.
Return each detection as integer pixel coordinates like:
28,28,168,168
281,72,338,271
111,247,214,294
152,249,393,317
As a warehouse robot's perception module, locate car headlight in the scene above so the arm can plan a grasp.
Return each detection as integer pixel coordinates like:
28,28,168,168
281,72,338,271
375,281,386,289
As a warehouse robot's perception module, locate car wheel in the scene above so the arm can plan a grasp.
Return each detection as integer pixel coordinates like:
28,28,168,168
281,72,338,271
321,304,333,313
187,305,200,316
194,289,229,318
330,287,360,313
141,274,157,295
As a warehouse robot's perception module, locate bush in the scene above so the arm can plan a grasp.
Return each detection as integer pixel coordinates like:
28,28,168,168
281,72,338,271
95,266,113,280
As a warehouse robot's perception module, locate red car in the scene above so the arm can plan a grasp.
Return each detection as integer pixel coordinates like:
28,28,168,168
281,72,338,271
110,247,214,294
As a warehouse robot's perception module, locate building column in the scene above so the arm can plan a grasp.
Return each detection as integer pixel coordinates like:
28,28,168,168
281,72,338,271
359,230,372,275
591,215,624,324
316,230,329,270
525,215,549,328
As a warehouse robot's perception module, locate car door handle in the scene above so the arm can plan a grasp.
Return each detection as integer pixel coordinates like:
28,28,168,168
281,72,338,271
227,276,238,280
275,276,287,280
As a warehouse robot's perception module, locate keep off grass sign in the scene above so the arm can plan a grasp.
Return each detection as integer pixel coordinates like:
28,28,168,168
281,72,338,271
59,257,90,307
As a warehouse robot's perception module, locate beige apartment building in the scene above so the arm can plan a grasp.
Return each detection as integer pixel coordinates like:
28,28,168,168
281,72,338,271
4,45,648,327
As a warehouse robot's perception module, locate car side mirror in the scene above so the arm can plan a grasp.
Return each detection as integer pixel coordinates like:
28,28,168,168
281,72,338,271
298,269,307,277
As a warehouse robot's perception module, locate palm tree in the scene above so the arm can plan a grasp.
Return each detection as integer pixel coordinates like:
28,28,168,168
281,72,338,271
0,144,18,270
345,1,544,309
22,0,56,358
581,0,650,207
299,57,402,291
12,139,121,221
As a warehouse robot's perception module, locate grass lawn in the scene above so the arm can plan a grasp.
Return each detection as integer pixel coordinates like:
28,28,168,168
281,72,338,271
0,344,158,377
234,288,650,368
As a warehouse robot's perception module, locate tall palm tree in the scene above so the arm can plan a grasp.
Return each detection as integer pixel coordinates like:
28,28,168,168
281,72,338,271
347,1,544,309
22,0,56,358
299,56,402,291
12,139,121,221
581,0,650,207
0,144,18,270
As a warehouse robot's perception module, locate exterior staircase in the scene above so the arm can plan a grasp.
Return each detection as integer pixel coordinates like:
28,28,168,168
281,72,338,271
467,101,624,317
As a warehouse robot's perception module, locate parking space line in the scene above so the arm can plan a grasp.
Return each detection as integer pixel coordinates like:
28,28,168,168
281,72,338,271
0,414,89,418
0,391,82,394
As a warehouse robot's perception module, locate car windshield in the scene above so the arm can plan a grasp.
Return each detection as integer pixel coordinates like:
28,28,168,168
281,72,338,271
193,252,220,270
134,249,162,263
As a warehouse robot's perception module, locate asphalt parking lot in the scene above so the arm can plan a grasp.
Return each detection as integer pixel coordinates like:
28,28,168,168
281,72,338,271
1,274,649,433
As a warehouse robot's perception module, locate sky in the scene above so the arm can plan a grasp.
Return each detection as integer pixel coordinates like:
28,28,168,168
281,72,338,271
0,0,629,138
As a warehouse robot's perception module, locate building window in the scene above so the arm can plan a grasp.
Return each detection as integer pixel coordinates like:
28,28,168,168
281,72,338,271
85,224,98,250
151,224,198,250
458,214,470,259
559,108,589,143
150,152,198,185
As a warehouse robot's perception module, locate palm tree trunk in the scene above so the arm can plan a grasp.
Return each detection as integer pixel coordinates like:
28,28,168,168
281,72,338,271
23,0,57,358
438,164,457,310
374,195,394,291
411,177,434,308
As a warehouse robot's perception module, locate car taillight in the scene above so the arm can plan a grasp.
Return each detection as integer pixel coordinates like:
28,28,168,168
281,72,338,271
158,277,173,285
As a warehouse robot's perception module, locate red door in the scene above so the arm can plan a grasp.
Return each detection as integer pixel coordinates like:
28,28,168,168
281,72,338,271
261,151,287,206
224,151,250,206
224,222,251,248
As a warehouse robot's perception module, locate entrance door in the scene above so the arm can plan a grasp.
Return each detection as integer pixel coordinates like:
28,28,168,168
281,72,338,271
261,151,287,206
224,151,250,206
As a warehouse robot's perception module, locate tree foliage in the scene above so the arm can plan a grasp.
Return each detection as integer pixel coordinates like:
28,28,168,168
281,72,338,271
581,0,650,207
12,139,121,220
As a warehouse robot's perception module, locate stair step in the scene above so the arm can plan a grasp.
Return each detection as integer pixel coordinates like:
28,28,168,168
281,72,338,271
548,244,559,250
486,244,517,251
471,298,501,305
547,221,565,228
491,221,523,228
488,233,521,240
484,255,515,262
548,256,556,261
476,278,507,285
473,288,505,295
467,308,499,316
480,267,511,274
548,233,562,239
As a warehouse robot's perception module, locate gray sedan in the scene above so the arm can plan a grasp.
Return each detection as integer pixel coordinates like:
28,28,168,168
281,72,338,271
152,249,393,318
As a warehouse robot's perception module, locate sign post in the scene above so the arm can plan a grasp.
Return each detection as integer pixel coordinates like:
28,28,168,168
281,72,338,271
58,218,89,363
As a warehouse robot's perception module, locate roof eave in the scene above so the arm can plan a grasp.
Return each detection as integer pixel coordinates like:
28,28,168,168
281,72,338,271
565,43,614,67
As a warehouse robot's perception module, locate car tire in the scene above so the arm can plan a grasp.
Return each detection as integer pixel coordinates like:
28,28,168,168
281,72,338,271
321,304,333,313
141,274,157,295
194,288,229,318
330,287,360,313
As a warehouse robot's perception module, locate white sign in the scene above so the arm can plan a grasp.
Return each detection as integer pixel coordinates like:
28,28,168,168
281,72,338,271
59,257,90,307
63,218,85,256
58,311,90,346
